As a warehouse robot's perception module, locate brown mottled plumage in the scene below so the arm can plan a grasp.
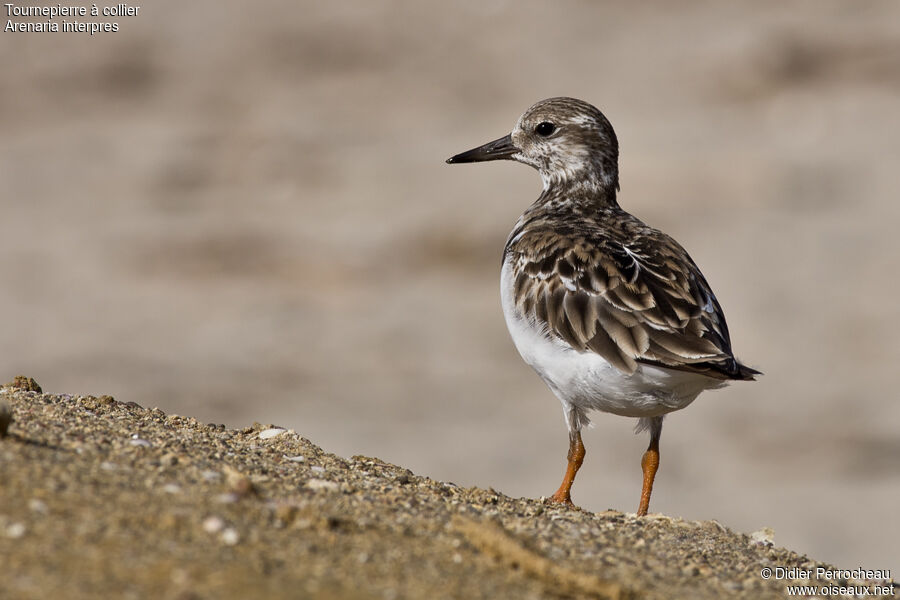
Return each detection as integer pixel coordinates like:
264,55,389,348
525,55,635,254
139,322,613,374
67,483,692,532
506,203,757,381
448,97,758,515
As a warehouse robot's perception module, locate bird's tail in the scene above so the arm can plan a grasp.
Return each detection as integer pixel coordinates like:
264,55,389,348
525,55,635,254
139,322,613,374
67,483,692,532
730,360,761,381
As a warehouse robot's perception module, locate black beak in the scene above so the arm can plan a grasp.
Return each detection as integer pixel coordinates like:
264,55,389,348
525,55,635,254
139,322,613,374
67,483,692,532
446,134,517,164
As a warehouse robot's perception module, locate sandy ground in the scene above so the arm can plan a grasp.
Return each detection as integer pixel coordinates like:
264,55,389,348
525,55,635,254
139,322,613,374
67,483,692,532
1,0,899,576
3,383,896,599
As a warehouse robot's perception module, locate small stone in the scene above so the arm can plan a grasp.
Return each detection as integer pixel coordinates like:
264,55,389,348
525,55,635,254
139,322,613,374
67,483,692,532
28,499,48,514
231,477,255,498
202,516,225,534
259,428,287,440
5,376,41,392
100,461,118,471
311,466,326,474
750,527,775,546
306,479,339,492
222,465,256,498
201,470,221,482
129,438,152,448
162,483,182,494
283,455,306,463
221,527,240,546
6,522,26,539
160,453,179,467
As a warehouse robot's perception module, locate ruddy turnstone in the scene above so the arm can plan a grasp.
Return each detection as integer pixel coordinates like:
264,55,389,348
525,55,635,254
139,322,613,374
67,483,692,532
447,97,759,516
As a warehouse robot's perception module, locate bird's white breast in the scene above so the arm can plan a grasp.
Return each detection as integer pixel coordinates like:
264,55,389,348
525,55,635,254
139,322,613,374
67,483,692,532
500,258,724,420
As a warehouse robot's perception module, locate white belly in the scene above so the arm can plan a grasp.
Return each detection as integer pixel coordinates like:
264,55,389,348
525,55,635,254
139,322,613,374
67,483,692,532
499,259,725,420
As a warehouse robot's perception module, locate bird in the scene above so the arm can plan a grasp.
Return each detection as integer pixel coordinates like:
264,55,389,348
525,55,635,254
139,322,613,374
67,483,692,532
446,97,759,516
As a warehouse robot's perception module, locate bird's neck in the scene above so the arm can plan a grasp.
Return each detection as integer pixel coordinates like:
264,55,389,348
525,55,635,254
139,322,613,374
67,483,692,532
539,161,619,202
537,173,620,213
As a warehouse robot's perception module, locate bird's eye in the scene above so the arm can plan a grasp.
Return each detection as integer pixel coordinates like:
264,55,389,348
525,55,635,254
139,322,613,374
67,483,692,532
534,122,556,137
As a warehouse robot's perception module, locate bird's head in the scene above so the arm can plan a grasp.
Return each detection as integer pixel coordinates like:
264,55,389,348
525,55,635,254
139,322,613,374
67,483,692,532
447,97,619,194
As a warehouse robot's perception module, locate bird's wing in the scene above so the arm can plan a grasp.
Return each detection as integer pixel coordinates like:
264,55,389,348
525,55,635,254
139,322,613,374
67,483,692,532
506,226,757,380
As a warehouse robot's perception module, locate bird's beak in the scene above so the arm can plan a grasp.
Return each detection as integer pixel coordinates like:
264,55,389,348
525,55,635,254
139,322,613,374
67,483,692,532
446,134,517,164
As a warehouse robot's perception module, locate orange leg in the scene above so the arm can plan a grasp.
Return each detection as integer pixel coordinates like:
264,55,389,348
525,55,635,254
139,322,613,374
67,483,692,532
637,430,661,516
549,430,585,506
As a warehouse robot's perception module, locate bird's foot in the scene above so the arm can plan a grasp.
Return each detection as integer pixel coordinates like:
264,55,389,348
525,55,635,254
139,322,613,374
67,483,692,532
547,489,575,507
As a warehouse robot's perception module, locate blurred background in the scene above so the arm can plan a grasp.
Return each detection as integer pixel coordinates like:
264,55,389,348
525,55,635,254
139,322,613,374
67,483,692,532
2,0,898,575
